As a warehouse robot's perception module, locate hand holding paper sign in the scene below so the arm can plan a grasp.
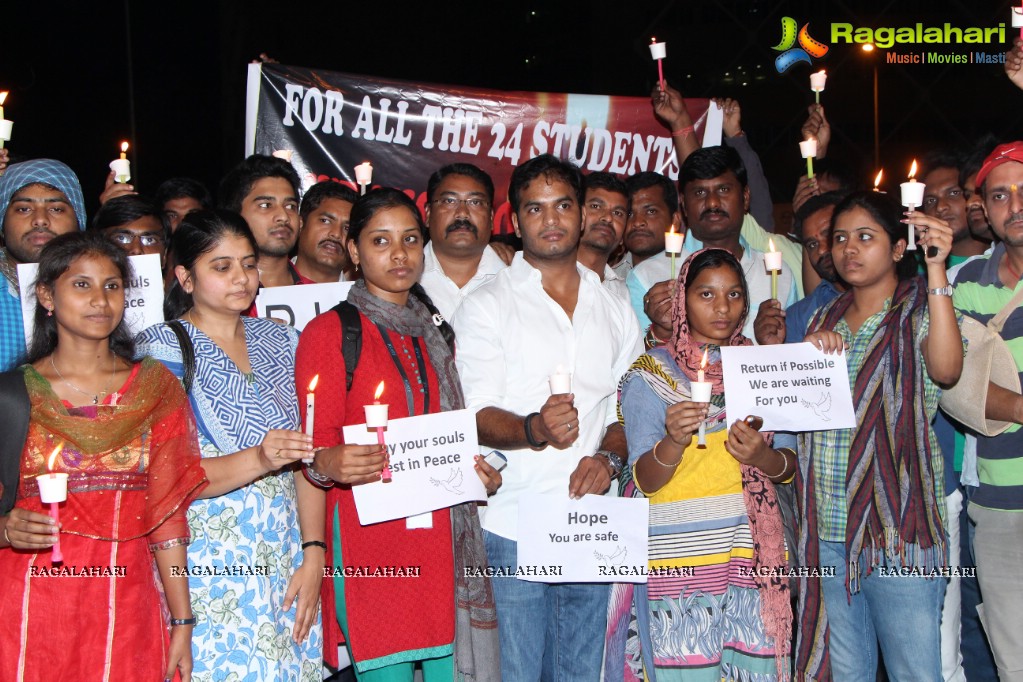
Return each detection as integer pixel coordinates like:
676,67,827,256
310,442,388,485
803,330,845,355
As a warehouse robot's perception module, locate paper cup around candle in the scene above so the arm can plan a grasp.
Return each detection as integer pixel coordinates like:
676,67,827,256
809,71,827,93
549,372,572,395
648,42,667,60
900,181,925,207
272,150,294,162
799,139,817,158
355,162,373,185
38,473,69,504
690,382,713,403
109,159,131,183
764,251,783,272
364,403,389,428
664,231,685,254
1013,7,1023,27
0,119,12,141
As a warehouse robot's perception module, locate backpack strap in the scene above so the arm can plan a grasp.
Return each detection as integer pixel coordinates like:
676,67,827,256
332,301,362,391
166,320,196,394
0,369,30,515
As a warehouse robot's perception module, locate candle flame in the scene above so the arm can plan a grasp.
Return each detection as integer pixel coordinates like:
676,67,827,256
768,237,776,253
47,445,62,471
651,36,657,43
0,92,7,106
909,160,918,180
308,374,319,392
120,141,129,153
818,69,826,76
874,169,884,186
700,349,708,370
668,223,677,235
374,381,385,401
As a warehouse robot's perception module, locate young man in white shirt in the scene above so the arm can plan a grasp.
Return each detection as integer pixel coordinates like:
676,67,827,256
452,154,642,682
577,171,630,301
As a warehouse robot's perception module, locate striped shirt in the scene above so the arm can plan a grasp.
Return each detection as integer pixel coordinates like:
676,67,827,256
953,243,1023,512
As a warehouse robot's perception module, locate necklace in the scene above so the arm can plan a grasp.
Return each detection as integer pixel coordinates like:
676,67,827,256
50,354,117,405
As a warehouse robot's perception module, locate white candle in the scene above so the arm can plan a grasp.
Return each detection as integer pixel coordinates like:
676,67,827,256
664,226,684,254
111,142,131,183
764,241,783,272
0,92,10,147
799,139,817,159
549,363,572,395
37,472,69,504
809,70,827,93
355,162,373,195
690,381,712,403
272,149,294,162
901,160,925,251
303,375,318,463
1013,5,1023,27
648,39,667,60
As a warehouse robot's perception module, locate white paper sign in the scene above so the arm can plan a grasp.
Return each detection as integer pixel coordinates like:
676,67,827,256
701,100,723,147
343,408,485,525
720,342,856,432
254,281,353,331
516,493,650,583
19,253,164,346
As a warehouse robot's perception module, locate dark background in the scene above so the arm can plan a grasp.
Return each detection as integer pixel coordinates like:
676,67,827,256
2,0,1021,223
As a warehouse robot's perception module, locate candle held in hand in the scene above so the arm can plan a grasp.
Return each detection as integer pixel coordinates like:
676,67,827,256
799,139,817,179
649,37,667,89
303,375,319,464
665,224,684,279
39,446,67,563
900,160,925,251
548,363,572,395
765,238,783,301
364,381,391,482
691,350,712,448
809,70,827,103
110,142,131,183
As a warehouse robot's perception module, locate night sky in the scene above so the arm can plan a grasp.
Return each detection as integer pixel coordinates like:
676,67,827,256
3,0,1021,222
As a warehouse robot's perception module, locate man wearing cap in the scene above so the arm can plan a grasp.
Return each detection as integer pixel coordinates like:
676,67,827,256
0,159,87,371
952,141,1023,682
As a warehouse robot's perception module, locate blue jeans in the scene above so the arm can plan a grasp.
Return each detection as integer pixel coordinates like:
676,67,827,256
484,530,608,682
818,540,945,682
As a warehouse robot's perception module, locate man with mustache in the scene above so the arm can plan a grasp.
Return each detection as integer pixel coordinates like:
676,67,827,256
754,192,846,346
952,141,1023,682
577,172,630,301
295,181,357,283
0,159,87,371
421,163,509,321
923,150,991,268
219,154,304,288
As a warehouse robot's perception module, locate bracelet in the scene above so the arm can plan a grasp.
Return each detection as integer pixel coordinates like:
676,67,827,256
302,540,328,551
650,439,682,468
305,465,334,487
170,617,197,626
524,412,549,449
3,524,10,547
765,448,791,479
671,125,695,139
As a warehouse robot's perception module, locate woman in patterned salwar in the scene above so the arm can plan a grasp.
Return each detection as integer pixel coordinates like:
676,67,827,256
607,248,793,682
796,192,960,681
135,210,324,681
0,232,207,681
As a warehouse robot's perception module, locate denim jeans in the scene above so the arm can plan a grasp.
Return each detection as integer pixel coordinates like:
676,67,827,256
818,540,945,682
484,530,608,682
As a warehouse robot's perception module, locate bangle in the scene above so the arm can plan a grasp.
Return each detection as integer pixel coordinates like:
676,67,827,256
3,524,10,547
305,465,333,487
302,540,327,551
651,439,682,468
170,617,197,626
671,125,695,139
765,448,790,479
524,412,549,449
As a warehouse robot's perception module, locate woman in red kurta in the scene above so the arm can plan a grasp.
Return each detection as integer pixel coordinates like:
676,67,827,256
295,188,501,682
0,232,207,681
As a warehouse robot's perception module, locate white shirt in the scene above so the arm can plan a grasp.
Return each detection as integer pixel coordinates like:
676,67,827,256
611,251,634,280
738,245,796,340
627,248,692,329
452,254,643,541
601,264,630,303
420,243,508,322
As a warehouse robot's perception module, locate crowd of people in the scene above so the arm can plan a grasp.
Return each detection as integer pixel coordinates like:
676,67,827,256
0,42,1021,682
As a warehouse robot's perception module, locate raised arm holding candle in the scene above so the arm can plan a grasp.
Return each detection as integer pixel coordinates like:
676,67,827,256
900,160,925,250
0,231,207,681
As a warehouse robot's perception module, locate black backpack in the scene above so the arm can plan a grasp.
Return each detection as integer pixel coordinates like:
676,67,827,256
0,369,31,515
332,300,362,391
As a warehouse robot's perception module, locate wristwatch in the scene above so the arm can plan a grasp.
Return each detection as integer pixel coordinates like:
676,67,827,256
927,285,953,297
595,450,624,479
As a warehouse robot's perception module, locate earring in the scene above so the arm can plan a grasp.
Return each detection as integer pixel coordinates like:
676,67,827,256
355,263,360,273
894,254,903,262
46,308,53,317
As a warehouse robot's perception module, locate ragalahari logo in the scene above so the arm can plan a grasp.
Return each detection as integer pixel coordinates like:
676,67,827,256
773,17,829,73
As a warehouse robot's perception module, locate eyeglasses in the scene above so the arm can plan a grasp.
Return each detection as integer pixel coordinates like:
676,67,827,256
110,232,164,247
431,196,490,211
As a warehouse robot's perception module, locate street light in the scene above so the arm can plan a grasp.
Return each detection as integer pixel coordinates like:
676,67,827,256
862,44,879,169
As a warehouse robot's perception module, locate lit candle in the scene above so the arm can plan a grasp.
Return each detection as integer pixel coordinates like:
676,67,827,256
799,138,817,179
0,92,13,149
900,160,925,251
764,238,783,300
664,223,684,278
873,169,884,193
303,375,319,464
110,141,131,184
1013,3,1023,40
809,70,827,104
649,37,667,90
691,350,713,448
355,162,373,196
37,446,68,564
272,149,293,162
364,381,391,482
548,363,572,395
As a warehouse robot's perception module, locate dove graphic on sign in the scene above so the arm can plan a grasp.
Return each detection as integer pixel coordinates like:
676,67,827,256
594,546,628,563
430,468,464,495
801,392,833,421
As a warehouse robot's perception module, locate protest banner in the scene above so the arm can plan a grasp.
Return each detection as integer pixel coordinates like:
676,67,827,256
342,408,485,526
18,253,164,346
516,492,650,583
720,342,856,431
246,63,714,234
254,281,352,331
